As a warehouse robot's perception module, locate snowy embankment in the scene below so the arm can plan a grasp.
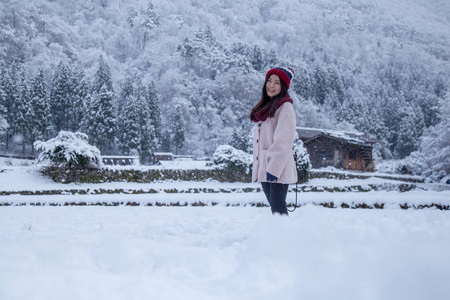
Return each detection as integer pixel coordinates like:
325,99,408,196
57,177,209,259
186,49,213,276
0,161,449,209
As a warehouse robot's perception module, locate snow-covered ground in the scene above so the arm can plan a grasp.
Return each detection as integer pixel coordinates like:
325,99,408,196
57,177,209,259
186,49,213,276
1,206,449,300
1,159,449,299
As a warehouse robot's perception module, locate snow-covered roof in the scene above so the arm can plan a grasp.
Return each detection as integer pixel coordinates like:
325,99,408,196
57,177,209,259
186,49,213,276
297,127,378,145
102,155,139,159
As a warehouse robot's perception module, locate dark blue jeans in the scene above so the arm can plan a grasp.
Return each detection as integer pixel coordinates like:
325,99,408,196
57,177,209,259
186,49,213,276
261,182,289,215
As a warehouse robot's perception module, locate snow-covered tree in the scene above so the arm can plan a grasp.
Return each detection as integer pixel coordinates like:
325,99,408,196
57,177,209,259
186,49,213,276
49,62,72,132
0,65,9,141
127,1,160,51
29,70,51,154
116,79,160,162
92,56,114,94
139,81,161,162
419,93,450,181
197,100,224,155
229,125,249,153
171,104,185,155
70,64,89,132
159,129,172,153
0,112,7,139
84,85,116,154
393,105,424,158
84,57,116,154
118,93,141,155
144,82,161,140
118,77,134,119
35,131,102,169
141,1,160,50
1,62,19,150
14,68,32,154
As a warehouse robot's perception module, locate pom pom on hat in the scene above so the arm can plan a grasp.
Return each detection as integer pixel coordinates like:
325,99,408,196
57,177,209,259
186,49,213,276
265,67,295,89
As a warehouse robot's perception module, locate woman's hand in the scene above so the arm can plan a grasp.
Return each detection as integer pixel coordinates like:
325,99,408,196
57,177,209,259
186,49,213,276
266,172,278,183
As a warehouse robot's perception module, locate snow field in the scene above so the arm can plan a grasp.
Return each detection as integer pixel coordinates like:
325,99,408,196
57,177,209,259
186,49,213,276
0,206,449,300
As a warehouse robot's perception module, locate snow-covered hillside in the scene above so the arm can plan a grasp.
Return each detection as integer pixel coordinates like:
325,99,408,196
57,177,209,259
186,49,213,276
1,0,449,163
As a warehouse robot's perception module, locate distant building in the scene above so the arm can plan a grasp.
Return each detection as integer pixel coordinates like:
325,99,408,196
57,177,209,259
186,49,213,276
102,156,140,166
297,127,377,172
151,153,195,165
152,152,174,164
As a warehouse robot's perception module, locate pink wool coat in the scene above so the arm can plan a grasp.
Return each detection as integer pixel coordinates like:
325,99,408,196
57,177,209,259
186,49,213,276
252,102,298,184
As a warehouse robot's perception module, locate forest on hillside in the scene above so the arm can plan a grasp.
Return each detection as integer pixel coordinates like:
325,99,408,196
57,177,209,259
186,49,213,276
0,0,449,178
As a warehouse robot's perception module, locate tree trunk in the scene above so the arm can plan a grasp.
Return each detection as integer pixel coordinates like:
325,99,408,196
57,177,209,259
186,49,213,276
5,129,9,150
22,136,26,155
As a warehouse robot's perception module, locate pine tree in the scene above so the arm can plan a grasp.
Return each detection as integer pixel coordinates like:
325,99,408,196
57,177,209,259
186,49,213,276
251,46,264,71
93,56,113,94
229,125,249,152
171,104,185,155
116,79,160,163
312,64,328,105
85,84,116,154
136,89,156,163
70,65,89,132
118,93,141,155
394,105,424,158
29,70,51,154
177,37,195,70
197,101,223,154
1,62,18,149
145,81,162,149
85,56,116,154
420,92,450,180
118,77,134,118
0,75,8,139
14,68,32,155
160,129,172,153
141,1,160,50
49,62,72,132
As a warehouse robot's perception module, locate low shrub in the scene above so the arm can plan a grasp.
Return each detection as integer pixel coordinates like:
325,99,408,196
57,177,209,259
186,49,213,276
213,145,252,182
293,140,311,183
34,131,101,169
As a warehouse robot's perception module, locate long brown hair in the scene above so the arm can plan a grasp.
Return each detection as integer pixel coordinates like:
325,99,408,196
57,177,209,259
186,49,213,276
249,77,288,121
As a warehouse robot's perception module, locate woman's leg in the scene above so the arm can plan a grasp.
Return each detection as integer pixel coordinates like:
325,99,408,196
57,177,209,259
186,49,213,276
261,182,272,207
261,182,289,215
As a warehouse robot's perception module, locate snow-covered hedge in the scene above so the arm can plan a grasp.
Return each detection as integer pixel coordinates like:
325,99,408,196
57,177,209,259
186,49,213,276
293,140,311,183
213,145,252,181
212,143,311,183
34,131,101,169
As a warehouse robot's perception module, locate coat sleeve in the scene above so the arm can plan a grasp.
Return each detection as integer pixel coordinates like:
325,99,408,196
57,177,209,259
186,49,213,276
265,103,296,179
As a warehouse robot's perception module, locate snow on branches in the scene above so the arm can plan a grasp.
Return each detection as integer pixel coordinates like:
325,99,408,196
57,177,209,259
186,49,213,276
34,131,102,169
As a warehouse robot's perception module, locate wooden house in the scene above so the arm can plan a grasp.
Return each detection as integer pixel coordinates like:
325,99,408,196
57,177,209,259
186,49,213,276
296,127,377,172
102,156,140,166
152,152,174,164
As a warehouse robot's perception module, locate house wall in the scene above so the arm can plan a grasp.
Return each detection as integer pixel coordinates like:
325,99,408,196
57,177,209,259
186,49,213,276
306,137,343,169
343,148,363,171
305,137,374,172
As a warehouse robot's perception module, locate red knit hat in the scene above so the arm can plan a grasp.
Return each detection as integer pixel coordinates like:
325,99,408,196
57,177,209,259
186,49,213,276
265,67,295,89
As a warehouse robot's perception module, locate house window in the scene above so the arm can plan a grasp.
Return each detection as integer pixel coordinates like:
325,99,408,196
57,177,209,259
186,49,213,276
349,150,357,160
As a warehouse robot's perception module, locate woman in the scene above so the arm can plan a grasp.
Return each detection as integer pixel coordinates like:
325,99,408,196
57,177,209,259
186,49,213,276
250,67,297,215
